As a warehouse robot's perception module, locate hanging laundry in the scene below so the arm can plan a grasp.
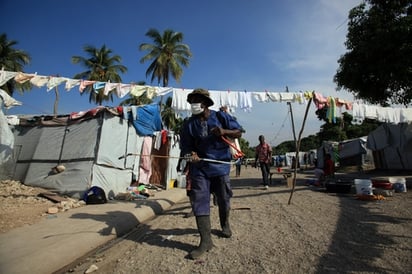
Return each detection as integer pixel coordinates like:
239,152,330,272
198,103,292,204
239,90,253,111
279,92,296,102
313,92,328,109
30,75,49,88
104,82,117,96
79,80,96,93
220,90,239,109
47,77,68,91
114,83,131,98
326,97,337,123
65,79,81,91
267,92,280,102
14,72,36,84
0,70,17,86
138,136,153,185
130,104,163,136
130,85,147,97
93,81,106,93
253,92,269,102
0,89,22,108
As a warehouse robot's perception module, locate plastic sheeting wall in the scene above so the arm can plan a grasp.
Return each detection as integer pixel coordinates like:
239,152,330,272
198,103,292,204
367,123,412,170
10,112,144,198
92,112,143,198
15,118,100,197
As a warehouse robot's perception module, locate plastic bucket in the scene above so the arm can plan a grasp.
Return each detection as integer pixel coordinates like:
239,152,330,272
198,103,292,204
177,173,187,188
354,179,373,195
389,177,407,193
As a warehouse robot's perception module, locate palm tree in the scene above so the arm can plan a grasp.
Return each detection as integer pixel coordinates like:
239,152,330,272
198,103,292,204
71,45,127,105
161,96,183,132
0,33,31,95
139,28,192,87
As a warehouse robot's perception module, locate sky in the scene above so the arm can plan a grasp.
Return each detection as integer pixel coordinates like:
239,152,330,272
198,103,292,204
1,0,361,146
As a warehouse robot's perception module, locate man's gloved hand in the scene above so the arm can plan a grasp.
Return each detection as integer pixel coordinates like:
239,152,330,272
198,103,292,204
185,152,201,163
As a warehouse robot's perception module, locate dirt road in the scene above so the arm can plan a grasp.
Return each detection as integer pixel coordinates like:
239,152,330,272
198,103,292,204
58,167,412,274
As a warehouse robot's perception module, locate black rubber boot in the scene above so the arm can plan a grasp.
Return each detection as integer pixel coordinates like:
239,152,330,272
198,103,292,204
219,209,232,238
190,216,213,259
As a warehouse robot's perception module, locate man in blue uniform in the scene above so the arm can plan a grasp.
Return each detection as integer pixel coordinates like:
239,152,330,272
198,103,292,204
180,88,242,259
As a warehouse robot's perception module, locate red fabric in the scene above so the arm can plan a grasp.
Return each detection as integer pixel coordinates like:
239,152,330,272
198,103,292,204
324,159,334,176
116,106,123,115
161,130,167,144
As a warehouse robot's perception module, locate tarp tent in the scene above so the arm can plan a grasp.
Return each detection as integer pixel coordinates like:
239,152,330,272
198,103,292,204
317,137,374,170
366,123,412,170
338,136,374,169
316,141,338,169
4,105,179,199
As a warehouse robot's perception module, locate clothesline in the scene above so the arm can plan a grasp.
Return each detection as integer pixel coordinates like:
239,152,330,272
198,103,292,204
0,69,342,109
1,69,411,124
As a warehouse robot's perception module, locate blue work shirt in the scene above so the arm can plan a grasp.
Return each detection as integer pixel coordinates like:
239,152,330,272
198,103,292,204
180,110,242,177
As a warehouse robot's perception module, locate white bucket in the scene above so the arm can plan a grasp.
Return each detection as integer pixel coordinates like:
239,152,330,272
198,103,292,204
389,177,407,193
177,173,187,188
354,179,373,195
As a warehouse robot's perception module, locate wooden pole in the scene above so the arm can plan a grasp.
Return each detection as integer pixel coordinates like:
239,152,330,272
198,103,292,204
53,75,60,117
288,93,313,205
53,85,59,117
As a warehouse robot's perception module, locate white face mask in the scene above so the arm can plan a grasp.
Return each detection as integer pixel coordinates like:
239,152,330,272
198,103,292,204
190,103,204,115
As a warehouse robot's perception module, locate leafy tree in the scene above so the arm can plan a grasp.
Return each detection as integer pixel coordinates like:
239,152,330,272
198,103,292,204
299,134,319,151
315,107,381,142
334,0,412,106
341,113,382,139
317,120,348,143
139,28,192,87
239,137,255,158
0,33,31,95
71,45,127,105
274,140,296,155
272,136,319,155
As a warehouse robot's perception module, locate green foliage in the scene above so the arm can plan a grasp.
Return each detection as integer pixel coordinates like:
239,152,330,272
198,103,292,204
0,33,31,95
139,28,192,87
334,0,412,106
274,140,296,155
318,122,348,143
299,134,319,151
238,137,255,158
315,107,381,143
71,45,127,105
161,96,183,132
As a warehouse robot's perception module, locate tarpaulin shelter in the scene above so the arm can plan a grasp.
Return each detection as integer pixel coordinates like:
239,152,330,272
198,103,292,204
316,141,338,169
338,136,374,169
366,123,412,170
3,105,180,199
316,137,374,170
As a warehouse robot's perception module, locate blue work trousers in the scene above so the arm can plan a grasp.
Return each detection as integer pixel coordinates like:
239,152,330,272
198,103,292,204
190,174,232,216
